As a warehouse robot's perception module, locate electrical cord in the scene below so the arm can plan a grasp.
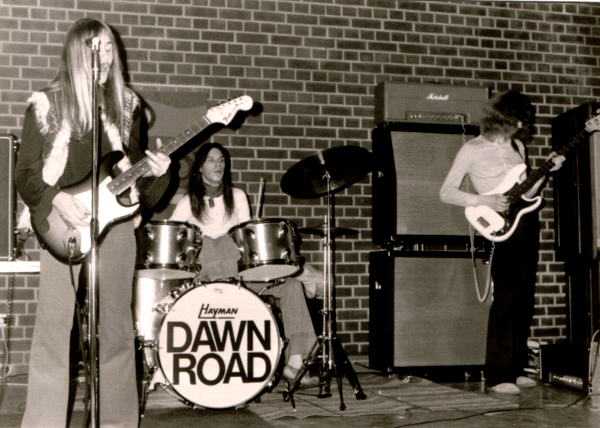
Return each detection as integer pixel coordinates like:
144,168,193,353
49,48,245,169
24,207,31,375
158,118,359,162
461,117,493,304
64,237,91,428
588,329,600,411
469,226,493,303
0,272,16,416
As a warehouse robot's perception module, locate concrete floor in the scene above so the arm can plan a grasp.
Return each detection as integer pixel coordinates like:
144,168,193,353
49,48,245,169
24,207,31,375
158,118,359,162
2,365,600,428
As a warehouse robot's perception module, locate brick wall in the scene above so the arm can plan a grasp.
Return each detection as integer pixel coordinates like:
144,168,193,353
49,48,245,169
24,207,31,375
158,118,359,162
1,1,599,376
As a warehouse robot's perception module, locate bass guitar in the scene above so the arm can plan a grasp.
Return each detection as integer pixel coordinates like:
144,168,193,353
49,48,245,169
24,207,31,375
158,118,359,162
465,113,600,242
34,95,254,264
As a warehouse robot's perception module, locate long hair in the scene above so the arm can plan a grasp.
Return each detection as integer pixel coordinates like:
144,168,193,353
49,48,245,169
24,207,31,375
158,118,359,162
188,142,235,221
47,18,126,135
480,90,536,143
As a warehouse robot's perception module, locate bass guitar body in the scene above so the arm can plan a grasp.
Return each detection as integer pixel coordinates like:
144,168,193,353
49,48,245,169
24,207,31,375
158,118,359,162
33,151,140,264
464,163,542,242
464,113,600,242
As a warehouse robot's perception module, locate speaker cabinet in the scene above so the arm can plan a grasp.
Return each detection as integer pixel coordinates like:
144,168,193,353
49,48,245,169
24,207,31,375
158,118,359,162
0,135,17,260
372,123,480,246
553,102,600,261
369,251,491,374
552,103,600,346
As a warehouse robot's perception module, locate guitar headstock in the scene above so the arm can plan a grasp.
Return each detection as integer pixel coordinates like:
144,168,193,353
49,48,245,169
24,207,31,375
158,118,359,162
585,113,600,133
205,95,254,126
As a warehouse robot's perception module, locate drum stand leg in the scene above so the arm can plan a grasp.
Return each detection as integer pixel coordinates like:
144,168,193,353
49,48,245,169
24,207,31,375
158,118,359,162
282,308,366,410
139,342,157,419
283,183,366,410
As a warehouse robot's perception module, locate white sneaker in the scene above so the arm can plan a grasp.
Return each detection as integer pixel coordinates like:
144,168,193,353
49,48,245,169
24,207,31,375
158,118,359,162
490,382,520,394
516,376,536,387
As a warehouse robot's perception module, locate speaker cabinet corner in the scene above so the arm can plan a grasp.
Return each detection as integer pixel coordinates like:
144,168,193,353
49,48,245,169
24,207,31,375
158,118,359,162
369,251,491,373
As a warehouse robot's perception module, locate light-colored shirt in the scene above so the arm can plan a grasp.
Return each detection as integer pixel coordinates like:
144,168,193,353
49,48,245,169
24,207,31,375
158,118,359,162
170,187,251,238
439,135,526,208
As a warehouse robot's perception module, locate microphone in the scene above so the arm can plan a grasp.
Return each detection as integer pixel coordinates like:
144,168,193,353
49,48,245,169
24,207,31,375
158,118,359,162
91,37,100,82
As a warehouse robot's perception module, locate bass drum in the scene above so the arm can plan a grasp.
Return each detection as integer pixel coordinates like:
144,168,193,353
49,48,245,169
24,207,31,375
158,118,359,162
143,281,282,409
133,269,196,339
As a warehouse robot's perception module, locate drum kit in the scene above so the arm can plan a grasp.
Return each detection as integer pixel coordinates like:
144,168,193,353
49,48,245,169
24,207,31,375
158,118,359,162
133,145,371,412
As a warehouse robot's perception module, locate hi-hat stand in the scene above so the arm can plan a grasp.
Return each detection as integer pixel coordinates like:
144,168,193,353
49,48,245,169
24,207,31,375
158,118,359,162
279,146,371,410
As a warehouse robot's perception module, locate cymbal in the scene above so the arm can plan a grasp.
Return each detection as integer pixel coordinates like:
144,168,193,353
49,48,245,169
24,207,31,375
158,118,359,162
298,225,358,237
280,145,372,199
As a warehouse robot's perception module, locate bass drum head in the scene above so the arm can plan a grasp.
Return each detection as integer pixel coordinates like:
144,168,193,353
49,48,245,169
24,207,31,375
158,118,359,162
156,282,282,409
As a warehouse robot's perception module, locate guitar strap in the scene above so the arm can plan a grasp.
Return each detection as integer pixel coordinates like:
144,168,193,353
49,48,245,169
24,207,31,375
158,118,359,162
121,88,134,149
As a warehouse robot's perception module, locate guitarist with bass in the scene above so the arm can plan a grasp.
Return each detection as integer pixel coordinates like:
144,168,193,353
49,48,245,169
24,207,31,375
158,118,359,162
14,18,171,427
439,90,564,395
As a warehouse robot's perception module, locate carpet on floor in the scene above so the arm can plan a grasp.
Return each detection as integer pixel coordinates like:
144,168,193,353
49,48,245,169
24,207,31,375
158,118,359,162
247,374,519,421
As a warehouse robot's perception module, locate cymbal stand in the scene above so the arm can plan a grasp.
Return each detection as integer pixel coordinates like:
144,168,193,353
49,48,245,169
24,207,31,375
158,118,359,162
283,172,366,410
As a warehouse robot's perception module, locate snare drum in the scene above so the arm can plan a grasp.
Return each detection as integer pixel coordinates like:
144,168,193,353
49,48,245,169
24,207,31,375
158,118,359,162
142,281,282,409
135,221,202,273
228,218,300,282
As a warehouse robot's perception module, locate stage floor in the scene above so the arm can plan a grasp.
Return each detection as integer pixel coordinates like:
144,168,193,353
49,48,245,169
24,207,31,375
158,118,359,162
2,361,600,428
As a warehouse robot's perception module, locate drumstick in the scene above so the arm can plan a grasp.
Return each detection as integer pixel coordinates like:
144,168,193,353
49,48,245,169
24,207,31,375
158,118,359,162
255,177,265,219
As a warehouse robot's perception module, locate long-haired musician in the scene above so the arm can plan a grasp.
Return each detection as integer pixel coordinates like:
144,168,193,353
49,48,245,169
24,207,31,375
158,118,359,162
440,90,564,394
170,142,319,385
14,18,171,426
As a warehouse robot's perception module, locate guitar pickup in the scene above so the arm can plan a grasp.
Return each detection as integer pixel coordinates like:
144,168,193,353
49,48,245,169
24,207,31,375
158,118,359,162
477,217,490,228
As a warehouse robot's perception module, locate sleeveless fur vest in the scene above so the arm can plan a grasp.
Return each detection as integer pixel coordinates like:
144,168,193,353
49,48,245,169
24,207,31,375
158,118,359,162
18,89,140,230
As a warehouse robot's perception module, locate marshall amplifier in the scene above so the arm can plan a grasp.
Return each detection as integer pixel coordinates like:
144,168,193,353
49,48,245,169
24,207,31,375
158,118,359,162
374,82,490,126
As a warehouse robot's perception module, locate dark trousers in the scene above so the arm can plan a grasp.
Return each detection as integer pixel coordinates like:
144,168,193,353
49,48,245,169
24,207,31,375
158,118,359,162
485,212,540,385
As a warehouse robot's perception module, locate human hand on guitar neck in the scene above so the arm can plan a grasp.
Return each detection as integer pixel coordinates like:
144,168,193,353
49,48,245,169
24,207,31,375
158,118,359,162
51,138,171,228
479,151,565,212
142,137,171,178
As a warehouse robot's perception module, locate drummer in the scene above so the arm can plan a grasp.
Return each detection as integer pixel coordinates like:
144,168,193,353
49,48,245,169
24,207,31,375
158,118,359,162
170,142,318,385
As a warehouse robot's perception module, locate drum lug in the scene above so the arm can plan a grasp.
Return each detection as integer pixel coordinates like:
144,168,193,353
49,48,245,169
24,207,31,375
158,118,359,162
154,302,172,314
279,223,288,236
177,254,187,270
143,253,152,269
143,226,153,239
177,228,188,241
281,248,292,261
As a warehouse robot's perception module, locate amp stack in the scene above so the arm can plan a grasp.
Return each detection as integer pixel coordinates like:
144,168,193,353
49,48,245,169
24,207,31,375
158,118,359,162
369,82,492,378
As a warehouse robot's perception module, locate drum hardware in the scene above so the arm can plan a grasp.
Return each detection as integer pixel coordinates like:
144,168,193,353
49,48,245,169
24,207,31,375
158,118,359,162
297,225,358,238
280,145,371,410
250,278,285,296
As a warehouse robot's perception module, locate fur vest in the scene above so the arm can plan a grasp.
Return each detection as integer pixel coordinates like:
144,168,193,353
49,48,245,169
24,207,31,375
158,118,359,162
18,89,140,231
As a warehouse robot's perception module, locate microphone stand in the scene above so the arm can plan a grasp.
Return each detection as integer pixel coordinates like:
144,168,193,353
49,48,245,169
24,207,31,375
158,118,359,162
88,36,101,428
